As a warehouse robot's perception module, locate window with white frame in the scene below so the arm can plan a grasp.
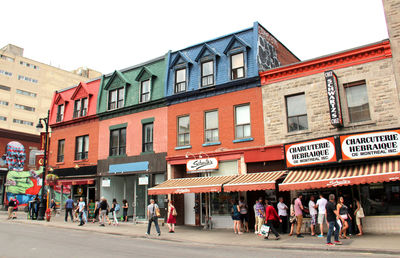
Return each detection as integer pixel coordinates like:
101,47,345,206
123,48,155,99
177,116,190,146
110,128,126,156
286,94,308,132
57,139,65,162
201,60,214,87
140,80,150,102
75,135,89,160
73,98,88,118
175,68,186,93
345,81,371,123
234,104,251,139
205,110,219,143
57,104,64,122
142,123,153,152
108,88,124,110
231,52,245,80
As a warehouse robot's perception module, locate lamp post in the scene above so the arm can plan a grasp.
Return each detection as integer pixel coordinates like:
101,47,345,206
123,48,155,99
36,110,50,220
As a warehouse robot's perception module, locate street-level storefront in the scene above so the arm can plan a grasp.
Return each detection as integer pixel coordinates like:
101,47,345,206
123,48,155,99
280,129,400,233
98,153,167,221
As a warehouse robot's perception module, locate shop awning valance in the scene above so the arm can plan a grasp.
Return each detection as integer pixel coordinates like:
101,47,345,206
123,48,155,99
148,175,237,195
57,178,95,186
279,160,400,191
223,171,286,192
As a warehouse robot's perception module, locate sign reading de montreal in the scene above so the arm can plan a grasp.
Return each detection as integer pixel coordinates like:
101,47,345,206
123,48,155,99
341,130,400,160
285,137,337,167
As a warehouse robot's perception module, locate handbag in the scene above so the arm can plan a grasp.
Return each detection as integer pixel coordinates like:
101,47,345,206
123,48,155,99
289,215,297,223
260,224,270,237
172,207,177,216
357,207,365,218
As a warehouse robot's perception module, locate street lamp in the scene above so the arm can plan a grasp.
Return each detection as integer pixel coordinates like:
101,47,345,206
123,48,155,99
36,110,50,220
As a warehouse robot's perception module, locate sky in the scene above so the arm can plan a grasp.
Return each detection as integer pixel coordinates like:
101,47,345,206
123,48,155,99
1,0,389,75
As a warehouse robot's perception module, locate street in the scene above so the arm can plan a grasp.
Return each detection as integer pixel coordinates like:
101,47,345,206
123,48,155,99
0,222,395,258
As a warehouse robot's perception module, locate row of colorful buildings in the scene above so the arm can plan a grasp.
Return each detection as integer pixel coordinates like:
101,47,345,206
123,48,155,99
44,5,400,234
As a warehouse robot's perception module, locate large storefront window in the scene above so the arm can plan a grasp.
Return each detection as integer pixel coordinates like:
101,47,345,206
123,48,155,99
210,192,239,216
361,182,400,216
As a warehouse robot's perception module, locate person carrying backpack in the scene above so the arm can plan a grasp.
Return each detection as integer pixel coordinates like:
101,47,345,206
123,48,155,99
111,198,119,226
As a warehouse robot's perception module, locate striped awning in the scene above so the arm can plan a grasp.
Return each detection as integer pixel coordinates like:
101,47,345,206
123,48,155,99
279,160,400,191
224,171,286,192
57,178,95,186
148,175,237,195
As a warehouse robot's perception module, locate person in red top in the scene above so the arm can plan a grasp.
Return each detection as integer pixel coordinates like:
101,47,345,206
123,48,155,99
265,200,281,240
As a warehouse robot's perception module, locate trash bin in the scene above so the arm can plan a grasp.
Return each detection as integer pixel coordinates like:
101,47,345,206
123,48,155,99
45,208,51,222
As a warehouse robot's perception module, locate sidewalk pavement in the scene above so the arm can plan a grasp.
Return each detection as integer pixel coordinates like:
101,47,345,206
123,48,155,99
1,210,399,255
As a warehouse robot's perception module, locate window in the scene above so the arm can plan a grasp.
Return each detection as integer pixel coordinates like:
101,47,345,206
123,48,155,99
108,88,124,110
201,60,214,87
18,75,38,83
286,94,308,132
0,70,12,77
142,123,153,152
175,68,186,93
75,135,89,160
235,105,251,139
0,116,6,121
13,119,33,126
16,89,37,97
0,54,14,62
73,98,88,118
0,85,11,91
345,81,371,123
57,139,65,162
57,104,64,122
177,116,190,146
231,52,244,80
140,80,150,103
0,100,9,106
205,110,219,143
15,103,35,112
20,61,39,70
110,128,126,156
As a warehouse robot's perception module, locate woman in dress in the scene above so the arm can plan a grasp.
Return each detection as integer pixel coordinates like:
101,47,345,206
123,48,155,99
231,199,242,234
354,199,364,236
122,199,128,222
167,200,177,233
338,196,350,239
288,198,297,236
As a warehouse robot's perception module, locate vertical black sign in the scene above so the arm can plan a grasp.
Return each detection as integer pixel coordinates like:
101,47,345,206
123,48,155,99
324,70,343,127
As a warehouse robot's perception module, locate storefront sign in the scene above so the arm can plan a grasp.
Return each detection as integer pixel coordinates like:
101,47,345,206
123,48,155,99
285,137,337,167
138,176,149,185
324,71,343,127
341,130,400,160
40,132,50,152
187,158,218,173
326,179,351,187
102,178,110,187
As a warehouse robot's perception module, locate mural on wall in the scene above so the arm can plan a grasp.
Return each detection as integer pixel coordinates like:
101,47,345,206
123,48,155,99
3,141,43,206
257,28,280,71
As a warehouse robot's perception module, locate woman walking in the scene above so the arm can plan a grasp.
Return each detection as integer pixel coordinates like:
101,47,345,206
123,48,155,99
111,198,119,226
167,200,177,233
338,196,350,239
122,199,129,222
231,199,242,234
288,198,297,236
354,199,364,236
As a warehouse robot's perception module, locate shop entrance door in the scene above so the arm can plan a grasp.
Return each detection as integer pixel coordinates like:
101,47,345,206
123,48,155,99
135,183,147,219
87,187,95,203
184,193,195,225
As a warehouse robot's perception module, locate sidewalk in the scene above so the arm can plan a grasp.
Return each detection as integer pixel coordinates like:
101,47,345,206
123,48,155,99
1,210,399,255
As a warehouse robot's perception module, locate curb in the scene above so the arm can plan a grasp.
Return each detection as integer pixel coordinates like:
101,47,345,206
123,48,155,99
3,219,400,255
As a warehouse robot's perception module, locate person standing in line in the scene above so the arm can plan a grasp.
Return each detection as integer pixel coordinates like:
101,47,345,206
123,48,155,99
354,199,364,236
338,196,350,239
294,193,304,238
288,198,297,236
65,196,74,222
255,197,265,235
99,197,108,227
264,200,281,240
326,194,343,246
309,195,318,236
167,200,177,233
277,197,288,234
253,199,259,234
316,193,328,237
146,199,161,236
92,199,100,223
231,199,242,234
239,197,249,233
111,198,119,226
78,197,85,226
122,199,129,222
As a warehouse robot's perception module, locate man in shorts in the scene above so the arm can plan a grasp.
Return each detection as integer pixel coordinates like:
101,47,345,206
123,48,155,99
316,193,328,237
308,195,317,236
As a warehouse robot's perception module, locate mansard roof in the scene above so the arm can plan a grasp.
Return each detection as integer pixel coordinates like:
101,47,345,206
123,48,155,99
194,43,221,62
104,70,131,90
169,51,193,68
223,34,251,54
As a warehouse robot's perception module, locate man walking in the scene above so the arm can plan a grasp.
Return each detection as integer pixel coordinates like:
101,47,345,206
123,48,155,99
326,194,343,246
316,193,328,237
309,195,317,236
294,193,304,238
146,199,161,236
265,200,281,240
78,197,85,226
65,196,74,222
277,197,288,234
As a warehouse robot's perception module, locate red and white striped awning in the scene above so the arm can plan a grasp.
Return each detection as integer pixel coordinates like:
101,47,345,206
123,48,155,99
148,175,237,195
223,171,286,192
279,160,400,191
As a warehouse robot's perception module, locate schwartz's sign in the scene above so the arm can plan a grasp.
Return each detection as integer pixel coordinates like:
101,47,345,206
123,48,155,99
187,158,218,173
285,137,337,168
324,71,343,127
340,130,400,160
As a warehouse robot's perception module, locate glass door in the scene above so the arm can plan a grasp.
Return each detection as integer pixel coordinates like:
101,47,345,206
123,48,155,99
135,180,147,219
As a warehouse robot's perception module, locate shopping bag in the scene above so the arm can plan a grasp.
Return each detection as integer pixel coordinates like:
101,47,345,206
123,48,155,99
260,224,270,238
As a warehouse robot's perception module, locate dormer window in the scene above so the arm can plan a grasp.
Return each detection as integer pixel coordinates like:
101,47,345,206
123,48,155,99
73,98,88,118
108,88,124,110
175,68,187,93
201,60,214,87
231,52,245,80
56,104,64,122
140,80,150,103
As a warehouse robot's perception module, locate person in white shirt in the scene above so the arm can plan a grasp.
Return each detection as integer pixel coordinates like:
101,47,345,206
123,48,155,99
315,193,328,237
78,197,86,226
308,195,318,236
277,197,289,234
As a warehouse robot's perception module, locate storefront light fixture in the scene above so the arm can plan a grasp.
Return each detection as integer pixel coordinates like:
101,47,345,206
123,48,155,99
199,151,210,159
185,152,196,159
74,163,80,170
